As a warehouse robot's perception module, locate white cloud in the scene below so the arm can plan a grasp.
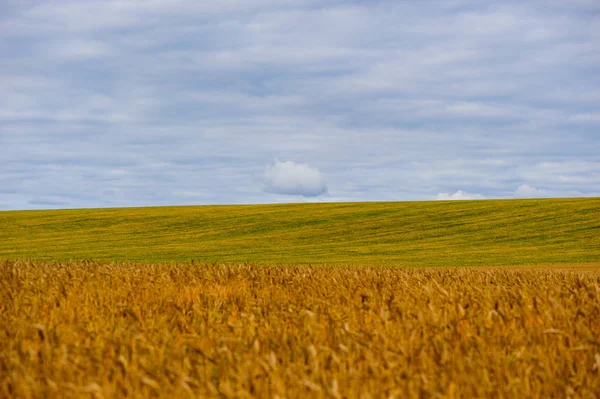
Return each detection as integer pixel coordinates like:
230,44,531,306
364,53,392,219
514,184,547,198
263,160,327,196
435,190,486,200
2,0,600,209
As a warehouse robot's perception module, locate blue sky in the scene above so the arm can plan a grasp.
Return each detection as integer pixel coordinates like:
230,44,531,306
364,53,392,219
1,0,599,209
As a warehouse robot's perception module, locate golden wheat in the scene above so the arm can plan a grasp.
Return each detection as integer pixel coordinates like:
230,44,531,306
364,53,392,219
1,261,599,398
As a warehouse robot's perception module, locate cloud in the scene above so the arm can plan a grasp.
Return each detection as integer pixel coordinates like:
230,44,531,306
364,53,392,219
263,160,327,197
514,184,548,198
28,197,70,206
49,39,112,60
569,113,600,123
1,1,599,209
436,190,487,200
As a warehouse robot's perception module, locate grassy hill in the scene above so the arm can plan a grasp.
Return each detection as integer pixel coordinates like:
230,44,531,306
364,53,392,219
0,198,598,266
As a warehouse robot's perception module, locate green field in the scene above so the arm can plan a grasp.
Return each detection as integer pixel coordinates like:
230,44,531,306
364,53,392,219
1,198,598,266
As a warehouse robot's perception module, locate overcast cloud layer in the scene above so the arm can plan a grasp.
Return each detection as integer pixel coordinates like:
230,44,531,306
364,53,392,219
1,0,599,209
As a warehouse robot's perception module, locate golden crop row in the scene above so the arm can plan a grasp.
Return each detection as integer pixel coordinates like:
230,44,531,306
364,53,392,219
1,261,599,398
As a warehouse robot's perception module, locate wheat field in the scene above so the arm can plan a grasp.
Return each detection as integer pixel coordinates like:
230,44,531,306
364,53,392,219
2,260,599,398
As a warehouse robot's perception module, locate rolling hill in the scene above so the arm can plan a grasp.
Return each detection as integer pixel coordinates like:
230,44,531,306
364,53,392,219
0,198,598,266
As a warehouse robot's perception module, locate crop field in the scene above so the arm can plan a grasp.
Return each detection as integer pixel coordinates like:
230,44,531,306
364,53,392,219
1,198,599,397
1,261,599,398
1,198,599,266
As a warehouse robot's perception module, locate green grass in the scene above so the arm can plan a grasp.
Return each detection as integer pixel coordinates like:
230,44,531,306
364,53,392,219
1,198,598,266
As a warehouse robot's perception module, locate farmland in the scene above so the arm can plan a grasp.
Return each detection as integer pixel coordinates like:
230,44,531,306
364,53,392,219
1,261,599,398
1,198,599,398
1,198,599,266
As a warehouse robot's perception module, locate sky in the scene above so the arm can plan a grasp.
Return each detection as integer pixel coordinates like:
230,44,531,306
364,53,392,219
1,0,599,210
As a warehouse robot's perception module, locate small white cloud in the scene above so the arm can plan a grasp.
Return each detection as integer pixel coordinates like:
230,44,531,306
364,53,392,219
514,184,548,198
263,160,327,197
436,190,486,200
